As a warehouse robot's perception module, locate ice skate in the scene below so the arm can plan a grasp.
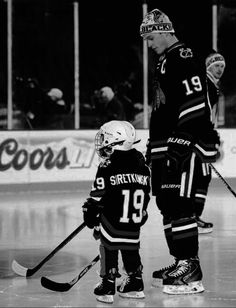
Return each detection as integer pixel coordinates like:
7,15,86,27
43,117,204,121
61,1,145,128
196,217,213,234
163,258,205,295
94,275,115,304
117,270,145,299
152,259,178,287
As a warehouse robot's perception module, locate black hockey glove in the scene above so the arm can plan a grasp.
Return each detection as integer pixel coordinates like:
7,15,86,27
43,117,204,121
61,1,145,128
93,226,101,240
166,132,194,171
140,210,148,226
194,129,221,163
82,198,103,229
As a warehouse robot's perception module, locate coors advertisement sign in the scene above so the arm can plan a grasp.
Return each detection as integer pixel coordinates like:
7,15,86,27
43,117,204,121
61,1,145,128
0,131,99,184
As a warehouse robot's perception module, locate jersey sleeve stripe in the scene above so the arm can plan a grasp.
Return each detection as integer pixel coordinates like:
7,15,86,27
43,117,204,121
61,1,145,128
178,109,205,126
179,102,205,120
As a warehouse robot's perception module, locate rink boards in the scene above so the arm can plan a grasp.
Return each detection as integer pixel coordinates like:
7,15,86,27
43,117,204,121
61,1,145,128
0,129,235,186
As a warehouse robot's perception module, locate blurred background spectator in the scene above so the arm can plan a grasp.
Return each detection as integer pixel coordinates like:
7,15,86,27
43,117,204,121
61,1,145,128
115,81,135,122
14,77,68,129
44,88,67,129
1,1,236,129
93,86,126,127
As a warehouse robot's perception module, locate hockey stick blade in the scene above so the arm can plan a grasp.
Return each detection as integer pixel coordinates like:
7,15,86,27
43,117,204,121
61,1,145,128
41,254,100,292
210,163,236,198
12,260,28,277
12,222,86,277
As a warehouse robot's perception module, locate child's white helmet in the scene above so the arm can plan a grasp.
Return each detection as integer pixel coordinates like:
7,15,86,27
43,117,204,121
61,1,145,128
95,120,136,159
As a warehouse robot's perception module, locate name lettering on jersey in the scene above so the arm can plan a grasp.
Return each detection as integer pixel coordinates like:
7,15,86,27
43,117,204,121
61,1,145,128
167,137,191,146
161,184,181,189
110,173,149,186
179,48,193,59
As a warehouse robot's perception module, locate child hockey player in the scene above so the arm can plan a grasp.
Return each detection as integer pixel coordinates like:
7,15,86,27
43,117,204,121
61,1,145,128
82,120,151,304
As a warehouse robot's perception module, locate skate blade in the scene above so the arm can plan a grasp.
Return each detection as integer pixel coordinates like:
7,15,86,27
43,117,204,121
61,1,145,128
118,291,145,299
198,227,213,234
96,295,114,304
151,278,162,288
163,281,205,295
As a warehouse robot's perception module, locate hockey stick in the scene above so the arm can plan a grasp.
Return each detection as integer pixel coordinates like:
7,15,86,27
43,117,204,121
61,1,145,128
210,163,236,198
12,222,86,277
41,254,100,292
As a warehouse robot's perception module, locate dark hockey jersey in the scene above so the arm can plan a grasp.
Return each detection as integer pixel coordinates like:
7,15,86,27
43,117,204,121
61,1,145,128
149,41,219,163
89,149,151,250
206,71,221,126
206,71,220,108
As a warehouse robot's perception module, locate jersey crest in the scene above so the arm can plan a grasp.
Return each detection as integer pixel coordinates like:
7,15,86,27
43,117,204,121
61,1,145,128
179,48,193,59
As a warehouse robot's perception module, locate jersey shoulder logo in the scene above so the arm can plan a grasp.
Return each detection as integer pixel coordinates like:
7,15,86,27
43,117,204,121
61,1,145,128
179,47,193,59
99,159,111,168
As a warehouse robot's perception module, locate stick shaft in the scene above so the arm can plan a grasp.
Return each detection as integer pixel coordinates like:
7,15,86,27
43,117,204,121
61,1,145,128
210,163,236,198
73,255,100,284
28,222,86,276
41,254,100,292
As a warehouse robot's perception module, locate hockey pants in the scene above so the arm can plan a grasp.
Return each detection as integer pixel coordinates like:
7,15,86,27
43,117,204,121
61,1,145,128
154,153,206,259
194,164,212,217
99,243,142,277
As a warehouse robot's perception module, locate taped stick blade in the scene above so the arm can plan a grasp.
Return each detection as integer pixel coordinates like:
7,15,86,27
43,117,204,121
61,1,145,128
41,276,71,292
12,260,28,277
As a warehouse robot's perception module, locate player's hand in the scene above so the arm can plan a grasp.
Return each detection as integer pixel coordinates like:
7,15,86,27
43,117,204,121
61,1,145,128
82,198,103,229
93,226,101,240
166,132,194,171
194,129,221,163
140,210,148,226
215,139,224,161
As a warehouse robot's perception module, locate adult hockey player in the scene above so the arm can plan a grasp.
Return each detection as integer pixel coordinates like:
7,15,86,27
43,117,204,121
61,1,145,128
195,51,226,233
82,120,151,304
140,9,221,294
